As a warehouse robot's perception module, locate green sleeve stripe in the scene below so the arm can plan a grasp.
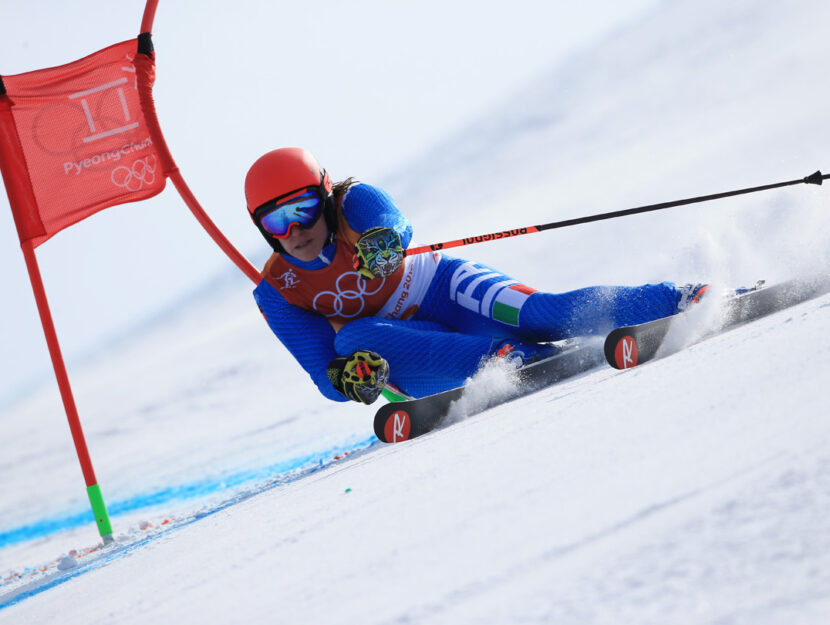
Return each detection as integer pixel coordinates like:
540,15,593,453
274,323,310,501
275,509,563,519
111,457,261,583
381,387,410,402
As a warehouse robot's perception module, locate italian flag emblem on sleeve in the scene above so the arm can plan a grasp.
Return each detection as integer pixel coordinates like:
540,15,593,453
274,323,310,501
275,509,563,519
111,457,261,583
491,284,537,326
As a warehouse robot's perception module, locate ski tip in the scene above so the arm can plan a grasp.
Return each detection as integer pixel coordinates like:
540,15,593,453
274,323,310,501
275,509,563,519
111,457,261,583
607,333,639,369
375,408,413,443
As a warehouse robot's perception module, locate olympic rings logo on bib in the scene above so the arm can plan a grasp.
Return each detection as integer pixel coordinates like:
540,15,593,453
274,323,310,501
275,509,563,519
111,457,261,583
313,272,386,319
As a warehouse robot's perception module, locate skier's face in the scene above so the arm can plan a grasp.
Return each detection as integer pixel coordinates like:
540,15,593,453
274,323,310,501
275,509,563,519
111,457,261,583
281,216,328,261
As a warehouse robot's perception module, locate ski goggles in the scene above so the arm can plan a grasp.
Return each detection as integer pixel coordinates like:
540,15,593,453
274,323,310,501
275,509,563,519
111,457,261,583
255,188,324,239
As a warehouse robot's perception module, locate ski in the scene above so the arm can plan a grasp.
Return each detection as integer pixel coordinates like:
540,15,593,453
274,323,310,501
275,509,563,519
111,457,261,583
373,339,605,443
605,277,830,370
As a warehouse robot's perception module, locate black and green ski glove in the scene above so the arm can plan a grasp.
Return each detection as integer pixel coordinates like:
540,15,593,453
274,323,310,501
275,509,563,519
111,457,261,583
327,350,390,404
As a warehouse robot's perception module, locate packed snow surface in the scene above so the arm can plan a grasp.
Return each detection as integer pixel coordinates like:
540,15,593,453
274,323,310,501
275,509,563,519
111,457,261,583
3,0,830,622
3,293,830,624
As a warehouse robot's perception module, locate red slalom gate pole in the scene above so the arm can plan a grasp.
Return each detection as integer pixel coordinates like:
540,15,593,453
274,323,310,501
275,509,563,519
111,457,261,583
140,0,159,34
135,1,261,285
404,170,829,256
19,241,114,542
133,58,265,289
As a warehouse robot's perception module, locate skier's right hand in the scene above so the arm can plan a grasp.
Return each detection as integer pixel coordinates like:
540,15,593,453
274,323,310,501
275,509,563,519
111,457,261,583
326,350,390,404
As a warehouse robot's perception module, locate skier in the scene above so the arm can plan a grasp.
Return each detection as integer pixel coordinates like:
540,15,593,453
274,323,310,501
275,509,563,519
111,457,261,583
247,148,706,404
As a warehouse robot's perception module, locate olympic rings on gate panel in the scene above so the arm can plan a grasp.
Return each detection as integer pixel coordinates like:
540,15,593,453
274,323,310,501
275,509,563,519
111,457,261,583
111,155,157,191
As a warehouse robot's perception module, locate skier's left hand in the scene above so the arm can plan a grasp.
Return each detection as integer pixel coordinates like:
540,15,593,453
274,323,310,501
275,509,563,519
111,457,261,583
353,227,404,280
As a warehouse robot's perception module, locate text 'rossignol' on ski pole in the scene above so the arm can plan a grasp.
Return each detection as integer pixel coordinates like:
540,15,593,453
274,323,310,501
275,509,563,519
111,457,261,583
404,170,828,257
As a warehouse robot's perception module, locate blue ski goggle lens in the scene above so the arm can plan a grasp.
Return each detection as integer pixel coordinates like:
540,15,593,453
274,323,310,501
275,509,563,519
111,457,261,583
257,189,323,238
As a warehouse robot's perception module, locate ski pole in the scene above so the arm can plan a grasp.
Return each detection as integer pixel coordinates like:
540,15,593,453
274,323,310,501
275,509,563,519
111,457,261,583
404,169,828,256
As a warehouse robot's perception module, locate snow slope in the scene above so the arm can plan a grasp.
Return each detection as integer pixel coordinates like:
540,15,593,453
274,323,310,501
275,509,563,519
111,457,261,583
3,292,830,624
2,0,830,622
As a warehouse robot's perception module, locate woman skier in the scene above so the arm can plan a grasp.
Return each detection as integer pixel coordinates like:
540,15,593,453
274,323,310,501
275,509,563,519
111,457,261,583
247,147,706,404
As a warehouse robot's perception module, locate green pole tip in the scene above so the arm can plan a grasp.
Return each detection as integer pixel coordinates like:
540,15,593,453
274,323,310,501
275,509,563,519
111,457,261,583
86,484,114,538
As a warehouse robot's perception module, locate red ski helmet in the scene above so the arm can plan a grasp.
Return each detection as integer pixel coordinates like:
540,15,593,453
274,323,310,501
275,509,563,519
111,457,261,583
245,148,336,253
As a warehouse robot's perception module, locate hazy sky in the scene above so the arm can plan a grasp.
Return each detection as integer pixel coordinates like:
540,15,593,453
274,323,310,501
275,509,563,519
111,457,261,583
0,0,659,406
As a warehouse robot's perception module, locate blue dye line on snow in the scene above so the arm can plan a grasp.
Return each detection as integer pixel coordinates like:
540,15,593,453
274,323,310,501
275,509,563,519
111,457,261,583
0,435,379,612
0,434,379,551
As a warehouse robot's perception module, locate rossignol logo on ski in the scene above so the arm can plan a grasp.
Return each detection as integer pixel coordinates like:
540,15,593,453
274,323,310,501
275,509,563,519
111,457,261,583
614,335,638,369
384,410,411,442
